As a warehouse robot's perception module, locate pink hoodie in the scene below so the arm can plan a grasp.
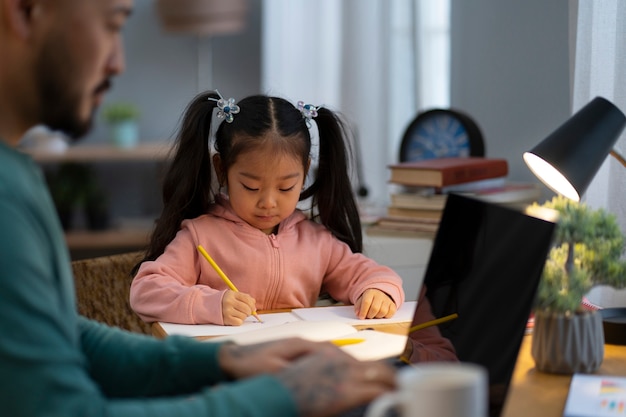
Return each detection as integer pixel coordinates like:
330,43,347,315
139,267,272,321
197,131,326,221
130,198,405,325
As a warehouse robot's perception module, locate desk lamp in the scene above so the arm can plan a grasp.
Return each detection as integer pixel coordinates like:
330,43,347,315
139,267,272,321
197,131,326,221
523,96,626,202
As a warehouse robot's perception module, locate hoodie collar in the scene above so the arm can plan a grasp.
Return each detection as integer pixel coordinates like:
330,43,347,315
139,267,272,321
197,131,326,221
209,193,308,233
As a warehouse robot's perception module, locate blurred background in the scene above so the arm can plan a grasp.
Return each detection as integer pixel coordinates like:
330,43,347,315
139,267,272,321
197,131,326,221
29,0,572,258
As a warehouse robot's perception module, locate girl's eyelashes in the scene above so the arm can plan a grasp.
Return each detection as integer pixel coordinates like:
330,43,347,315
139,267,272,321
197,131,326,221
240,183,298,192
241,184,258,191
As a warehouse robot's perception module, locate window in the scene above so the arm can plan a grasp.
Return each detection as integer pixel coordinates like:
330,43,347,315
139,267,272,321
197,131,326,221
262,0,450,204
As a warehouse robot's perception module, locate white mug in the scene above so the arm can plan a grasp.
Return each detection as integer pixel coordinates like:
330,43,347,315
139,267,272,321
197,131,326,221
365,362,488,417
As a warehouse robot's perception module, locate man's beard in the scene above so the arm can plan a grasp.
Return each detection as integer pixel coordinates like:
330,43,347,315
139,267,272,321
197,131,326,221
35,42,101,142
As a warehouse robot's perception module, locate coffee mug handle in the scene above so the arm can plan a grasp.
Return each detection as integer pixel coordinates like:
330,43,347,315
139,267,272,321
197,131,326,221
364,391,403,417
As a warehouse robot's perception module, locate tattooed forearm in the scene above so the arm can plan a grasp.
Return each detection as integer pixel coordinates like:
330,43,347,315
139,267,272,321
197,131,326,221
278,358,349,416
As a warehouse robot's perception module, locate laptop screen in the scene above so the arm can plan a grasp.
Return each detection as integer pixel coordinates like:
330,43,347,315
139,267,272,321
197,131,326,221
422,193,557,416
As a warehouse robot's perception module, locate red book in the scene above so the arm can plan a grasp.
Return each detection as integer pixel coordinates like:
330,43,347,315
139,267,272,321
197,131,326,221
388,157,509,187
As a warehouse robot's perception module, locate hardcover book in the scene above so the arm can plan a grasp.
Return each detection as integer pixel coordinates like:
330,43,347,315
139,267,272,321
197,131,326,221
390,192,448,210
386,206,443,221
388,157,509,187
370,217,439,234
390,182,542,210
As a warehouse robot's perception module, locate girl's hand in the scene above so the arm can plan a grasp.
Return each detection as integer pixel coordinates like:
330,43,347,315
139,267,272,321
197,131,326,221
354,289,397,320
221,290,257,326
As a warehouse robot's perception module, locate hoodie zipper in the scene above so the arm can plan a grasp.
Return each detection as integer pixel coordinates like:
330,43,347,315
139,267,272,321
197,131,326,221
266,234,281,306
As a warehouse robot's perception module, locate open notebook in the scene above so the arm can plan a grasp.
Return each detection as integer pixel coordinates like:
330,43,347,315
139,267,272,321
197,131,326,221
159,302,417,361
205,320,409,361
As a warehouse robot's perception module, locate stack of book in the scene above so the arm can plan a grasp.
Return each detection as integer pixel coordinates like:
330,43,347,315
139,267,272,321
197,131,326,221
367,157,542,237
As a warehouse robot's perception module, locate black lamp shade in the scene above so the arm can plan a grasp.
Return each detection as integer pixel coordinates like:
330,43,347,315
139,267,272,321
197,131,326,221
523,96,626,201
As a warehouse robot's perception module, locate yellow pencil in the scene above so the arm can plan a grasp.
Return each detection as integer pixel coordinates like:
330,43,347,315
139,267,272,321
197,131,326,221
331,338,366,347
408,313,458,333
197,245,263,323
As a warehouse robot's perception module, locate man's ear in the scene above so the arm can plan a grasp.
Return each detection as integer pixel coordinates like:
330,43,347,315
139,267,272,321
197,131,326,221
213,153,226,186
3,0,39,39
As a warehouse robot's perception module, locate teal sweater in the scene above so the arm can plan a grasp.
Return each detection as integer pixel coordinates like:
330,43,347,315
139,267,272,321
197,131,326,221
0,141,298,417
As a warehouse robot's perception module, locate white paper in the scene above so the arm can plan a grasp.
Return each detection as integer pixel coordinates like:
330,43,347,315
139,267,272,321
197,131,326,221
158,301,416,338
291,301,417,324
338,329,408,361
206,320,359,344
205,321,408,361
158,312,300,337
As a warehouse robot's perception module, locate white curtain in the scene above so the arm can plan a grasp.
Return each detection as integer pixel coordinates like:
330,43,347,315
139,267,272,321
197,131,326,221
573,0,626,306
574,1,626,221
261,0,449,207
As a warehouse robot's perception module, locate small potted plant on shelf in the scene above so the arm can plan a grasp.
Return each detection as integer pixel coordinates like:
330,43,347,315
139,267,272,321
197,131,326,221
102,102,140,149
46,163,110,231
47,165,81,230
531,195,626,374
83,176,110,231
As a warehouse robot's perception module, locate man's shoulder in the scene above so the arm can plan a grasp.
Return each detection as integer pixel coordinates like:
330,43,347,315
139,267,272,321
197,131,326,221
0,145,42,195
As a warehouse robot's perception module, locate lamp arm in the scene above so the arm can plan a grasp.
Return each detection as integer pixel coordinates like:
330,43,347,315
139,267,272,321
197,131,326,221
610,149,626,168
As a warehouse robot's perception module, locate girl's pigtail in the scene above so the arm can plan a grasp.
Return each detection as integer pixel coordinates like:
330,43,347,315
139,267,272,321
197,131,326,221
133,91,219,273
313,107,363,253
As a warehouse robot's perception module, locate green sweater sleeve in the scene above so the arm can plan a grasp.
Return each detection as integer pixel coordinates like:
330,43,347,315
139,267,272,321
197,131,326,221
78,318,299,417
78,317,228,396
0,144,298,417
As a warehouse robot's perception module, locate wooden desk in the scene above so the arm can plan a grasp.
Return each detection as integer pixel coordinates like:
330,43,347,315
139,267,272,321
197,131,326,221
501,335,626,417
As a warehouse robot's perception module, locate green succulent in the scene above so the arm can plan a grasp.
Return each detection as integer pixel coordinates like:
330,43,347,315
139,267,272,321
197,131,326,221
102,102,140,123
533,195,626,313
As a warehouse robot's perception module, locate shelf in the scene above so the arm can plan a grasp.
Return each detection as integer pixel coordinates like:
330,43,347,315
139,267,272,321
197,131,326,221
23,143,173,163
24,144,167,258
64,228,152,250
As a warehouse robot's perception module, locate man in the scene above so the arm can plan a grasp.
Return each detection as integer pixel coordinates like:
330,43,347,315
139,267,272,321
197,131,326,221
0,1,395,416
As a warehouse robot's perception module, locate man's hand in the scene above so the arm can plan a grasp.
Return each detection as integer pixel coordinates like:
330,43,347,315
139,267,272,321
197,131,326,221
276,343,397,417
218,337,328,378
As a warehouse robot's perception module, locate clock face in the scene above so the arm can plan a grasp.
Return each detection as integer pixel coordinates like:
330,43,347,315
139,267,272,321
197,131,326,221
399,109,484,162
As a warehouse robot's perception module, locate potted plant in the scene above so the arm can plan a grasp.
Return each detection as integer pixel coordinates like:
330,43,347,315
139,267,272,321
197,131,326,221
83,175,110,231
47,165,81,230
46,163,110,231
102,102,140,148
531,195,626,374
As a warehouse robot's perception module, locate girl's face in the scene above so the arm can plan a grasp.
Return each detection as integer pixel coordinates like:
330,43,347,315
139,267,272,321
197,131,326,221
219,144,307,234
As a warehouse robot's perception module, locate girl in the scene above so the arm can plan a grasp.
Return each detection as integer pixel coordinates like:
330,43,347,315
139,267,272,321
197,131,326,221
130,91,405,325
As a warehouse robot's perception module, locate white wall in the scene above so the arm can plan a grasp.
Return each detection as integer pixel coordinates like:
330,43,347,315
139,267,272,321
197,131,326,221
450,0,571,202
86,0,262,147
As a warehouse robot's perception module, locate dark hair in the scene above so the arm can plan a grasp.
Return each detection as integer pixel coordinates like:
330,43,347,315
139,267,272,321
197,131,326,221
133,91,362,273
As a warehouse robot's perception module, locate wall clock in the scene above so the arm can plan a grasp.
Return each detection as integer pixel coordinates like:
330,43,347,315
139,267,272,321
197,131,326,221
398,108,484,162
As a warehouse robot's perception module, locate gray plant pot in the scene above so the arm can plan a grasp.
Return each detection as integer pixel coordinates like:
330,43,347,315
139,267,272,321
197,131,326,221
531,309,604,374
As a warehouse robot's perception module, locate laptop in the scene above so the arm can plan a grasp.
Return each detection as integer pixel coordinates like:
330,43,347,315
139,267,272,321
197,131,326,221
342,193,557,417
421,193,557,416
